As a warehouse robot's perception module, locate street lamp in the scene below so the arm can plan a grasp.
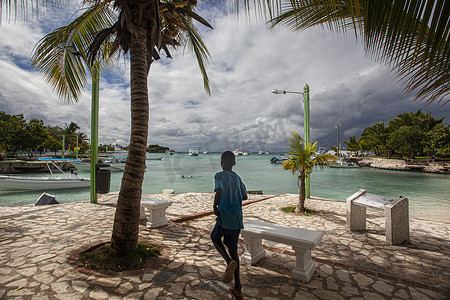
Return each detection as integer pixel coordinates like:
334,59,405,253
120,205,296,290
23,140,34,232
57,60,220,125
271,84,311,198
336,124,341,157
64,44,99,203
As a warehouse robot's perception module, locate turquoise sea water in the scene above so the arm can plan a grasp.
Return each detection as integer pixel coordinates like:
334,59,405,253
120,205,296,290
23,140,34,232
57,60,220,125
1,154,449,221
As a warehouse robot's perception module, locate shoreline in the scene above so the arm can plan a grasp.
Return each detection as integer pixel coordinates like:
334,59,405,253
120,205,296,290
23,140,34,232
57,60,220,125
2,191,448,224
354,157,450,174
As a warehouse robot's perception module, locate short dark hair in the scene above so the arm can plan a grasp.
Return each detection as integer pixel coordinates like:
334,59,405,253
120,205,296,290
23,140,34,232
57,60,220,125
221,151,235,164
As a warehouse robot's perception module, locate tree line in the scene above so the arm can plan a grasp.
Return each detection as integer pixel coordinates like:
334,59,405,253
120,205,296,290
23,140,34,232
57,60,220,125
0,111,89,157
1,111,170,157
343,110,449,159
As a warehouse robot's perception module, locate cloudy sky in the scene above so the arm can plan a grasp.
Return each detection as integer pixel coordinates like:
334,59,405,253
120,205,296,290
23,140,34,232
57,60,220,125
1,3,449,153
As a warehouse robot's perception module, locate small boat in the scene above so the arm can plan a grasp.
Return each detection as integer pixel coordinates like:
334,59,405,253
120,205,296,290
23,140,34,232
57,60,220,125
147,156,163,160
0,158,90,190
270,156,288,164
233,149,243,156
106,155,127,163
329,160,360,168
188,148,199,156
71,161,125,172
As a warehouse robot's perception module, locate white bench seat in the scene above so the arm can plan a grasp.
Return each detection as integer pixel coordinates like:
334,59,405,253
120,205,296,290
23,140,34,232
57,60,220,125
241,220,324,282
141,197,173,228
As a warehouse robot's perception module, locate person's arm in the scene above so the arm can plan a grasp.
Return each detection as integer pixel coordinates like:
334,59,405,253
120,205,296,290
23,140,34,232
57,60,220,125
241,180,248,202
213,188,223,216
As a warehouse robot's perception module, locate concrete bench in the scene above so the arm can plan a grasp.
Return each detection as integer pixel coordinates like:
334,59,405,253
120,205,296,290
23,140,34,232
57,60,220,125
141,197,173,228
240,220,324,282
346,189,410,245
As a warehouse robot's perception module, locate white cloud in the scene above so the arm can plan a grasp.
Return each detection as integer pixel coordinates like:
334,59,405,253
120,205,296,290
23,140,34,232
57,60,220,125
0,6,448,153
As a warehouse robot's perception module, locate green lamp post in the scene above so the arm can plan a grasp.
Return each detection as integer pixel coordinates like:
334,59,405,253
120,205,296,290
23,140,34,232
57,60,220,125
90,67,100,204
272,84,311,198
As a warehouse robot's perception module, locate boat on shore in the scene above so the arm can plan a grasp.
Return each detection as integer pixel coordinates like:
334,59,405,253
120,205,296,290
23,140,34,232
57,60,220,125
0,158,90,190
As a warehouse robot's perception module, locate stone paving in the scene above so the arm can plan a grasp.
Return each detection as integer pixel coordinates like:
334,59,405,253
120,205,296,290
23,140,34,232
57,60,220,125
0,192,449,299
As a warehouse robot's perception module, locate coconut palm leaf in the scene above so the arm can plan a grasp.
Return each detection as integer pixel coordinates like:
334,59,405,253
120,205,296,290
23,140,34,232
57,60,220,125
235,0,449,106
31,2,117,102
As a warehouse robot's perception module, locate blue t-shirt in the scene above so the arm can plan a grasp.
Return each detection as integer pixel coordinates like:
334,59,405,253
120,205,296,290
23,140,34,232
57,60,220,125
214,170,247,230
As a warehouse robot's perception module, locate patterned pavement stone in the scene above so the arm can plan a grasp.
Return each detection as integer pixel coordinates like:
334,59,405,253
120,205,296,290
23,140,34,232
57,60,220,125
0,192,448,299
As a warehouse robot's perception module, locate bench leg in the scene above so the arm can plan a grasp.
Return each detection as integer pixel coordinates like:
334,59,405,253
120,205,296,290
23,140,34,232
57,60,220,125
144,207,170,229
385,198,410,245
291,247,316,282
347,200,366,231
241,237,265,265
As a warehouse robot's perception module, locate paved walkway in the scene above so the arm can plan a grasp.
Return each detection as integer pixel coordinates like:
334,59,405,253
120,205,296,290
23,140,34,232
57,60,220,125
0,192,449,299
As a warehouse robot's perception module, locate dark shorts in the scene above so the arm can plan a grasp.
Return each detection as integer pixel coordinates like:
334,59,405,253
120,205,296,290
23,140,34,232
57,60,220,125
211,223,241,251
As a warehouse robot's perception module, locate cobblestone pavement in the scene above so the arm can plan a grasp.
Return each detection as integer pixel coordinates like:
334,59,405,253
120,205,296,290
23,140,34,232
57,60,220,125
0,192,449,299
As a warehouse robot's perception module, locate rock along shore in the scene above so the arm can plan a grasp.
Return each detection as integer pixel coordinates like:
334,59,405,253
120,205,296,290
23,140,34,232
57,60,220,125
357,157,450,174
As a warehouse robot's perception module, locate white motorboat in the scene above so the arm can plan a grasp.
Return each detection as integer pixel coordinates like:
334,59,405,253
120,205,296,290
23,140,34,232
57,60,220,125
106,155,127,163
188,148,199,156
0,158,90,190
329,160,360,168
233,149,243,156
146,156,163,160
71,161,125,172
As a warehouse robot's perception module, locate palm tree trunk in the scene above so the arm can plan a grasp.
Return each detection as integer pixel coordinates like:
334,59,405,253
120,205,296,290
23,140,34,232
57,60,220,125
296,174,306,213
111,23,149,256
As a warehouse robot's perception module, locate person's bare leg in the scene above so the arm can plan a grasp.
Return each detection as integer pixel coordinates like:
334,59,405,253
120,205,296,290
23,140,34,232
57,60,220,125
212,240,231,265
229,248,241,296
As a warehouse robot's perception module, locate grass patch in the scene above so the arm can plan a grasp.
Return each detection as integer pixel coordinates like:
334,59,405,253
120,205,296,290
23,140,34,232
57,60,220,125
281,206,317,216
79,241,160,272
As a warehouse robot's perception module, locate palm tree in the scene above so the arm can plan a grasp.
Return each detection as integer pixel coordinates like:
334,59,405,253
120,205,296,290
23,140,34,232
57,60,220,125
64,122,80,151
344,136,359,156
282,131,337,212
11,0,214,256
239,0,449,106
359,122,391,157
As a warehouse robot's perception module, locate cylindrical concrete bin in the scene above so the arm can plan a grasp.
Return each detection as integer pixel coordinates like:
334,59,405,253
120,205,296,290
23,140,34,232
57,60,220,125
96,163,111,194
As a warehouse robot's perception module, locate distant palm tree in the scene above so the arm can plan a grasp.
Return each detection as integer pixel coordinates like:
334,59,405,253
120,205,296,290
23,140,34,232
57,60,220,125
282,131,337,212
359,122,391,157
25,0,213,256
64,122,80,151
344,136,360,156
238,0,449,105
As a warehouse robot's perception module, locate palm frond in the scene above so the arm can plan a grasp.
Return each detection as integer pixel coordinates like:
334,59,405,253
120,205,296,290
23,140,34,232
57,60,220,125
237,0,449,105
31,2,117,102
175,7,212,95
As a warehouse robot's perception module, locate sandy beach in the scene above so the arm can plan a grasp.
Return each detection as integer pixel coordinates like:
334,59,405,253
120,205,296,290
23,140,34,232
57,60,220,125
0,192,449,299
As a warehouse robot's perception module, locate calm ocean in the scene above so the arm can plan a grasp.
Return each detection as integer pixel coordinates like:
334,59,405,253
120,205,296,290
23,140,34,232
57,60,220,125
1,153,449,221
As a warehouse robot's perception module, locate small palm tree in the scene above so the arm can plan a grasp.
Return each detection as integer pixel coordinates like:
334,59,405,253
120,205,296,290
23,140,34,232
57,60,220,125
282,131,337,213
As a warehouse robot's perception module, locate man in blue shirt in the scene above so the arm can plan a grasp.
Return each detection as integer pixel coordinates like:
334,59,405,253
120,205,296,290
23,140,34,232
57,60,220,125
211,151,247,299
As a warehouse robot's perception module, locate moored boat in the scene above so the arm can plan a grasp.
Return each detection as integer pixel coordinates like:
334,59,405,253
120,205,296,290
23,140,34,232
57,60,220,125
188,148,199,156
71,161,125,172
0,158,90,190
270,156,288,164
329,160,360,168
